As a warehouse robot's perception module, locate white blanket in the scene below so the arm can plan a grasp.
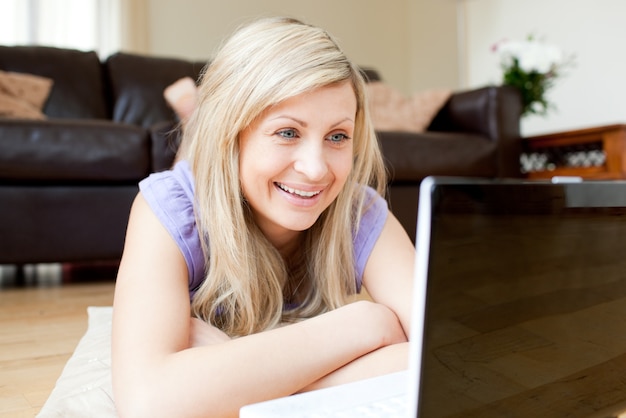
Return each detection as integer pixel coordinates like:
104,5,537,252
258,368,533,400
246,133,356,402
38,307,117,417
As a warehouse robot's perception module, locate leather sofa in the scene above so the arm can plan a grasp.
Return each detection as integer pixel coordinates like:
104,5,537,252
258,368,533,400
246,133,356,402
0,46,206,265
379,84,523,240
0,45,522,267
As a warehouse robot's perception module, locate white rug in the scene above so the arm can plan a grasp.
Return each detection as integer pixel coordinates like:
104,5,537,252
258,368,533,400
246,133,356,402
38,307,117,417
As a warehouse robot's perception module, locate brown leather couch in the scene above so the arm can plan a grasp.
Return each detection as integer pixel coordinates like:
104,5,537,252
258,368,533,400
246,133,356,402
0,46,206,265
380,85,523,240
0,45,522,267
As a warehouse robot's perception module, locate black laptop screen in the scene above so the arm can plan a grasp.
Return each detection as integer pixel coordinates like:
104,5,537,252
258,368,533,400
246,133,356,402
419,180,626,418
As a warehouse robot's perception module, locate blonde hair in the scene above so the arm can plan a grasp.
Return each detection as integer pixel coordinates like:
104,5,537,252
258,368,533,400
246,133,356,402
179,16,386,337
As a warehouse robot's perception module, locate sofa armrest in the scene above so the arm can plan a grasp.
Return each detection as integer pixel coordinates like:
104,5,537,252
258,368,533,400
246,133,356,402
429,85,521,139
428,85,523,177
0,119,150,182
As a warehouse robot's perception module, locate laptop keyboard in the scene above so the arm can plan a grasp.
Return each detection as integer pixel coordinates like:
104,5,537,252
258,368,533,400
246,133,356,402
299,394,408,418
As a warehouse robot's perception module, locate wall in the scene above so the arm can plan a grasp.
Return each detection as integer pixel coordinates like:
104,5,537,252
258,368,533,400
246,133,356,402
140,0,461,95
144,0,412,92
464,0,626,136
408,0,460,92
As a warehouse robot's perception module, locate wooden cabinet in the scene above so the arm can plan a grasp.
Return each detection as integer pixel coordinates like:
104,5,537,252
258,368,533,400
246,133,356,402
523,124,626,180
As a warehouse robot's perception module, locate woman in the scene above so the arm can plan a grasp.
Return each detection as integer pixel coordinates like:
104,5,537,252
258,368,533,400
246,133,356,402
112,16,415,418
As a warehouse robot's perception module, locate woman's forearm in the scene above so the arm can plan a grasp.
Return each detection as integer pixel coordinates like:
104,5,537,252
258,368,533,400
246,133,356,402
297,342,409,393
114,301,405,418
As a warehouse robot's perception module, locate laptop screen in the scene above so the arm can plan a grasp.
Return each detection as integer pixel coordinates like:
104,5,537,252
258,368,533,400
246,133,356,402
418,179,626,418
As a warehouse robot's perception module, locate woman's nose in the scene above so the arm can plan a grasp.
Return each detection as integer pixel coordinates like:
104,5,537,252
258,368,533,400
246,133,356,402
293,140,328,181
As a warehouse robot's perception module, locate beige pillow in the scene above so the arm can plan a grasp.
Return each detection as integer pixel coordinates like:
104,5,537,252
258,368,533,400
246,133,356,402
38,307,117,418
0,93,47,119
0,70,53,119
164,76,198,122
366,81,451,133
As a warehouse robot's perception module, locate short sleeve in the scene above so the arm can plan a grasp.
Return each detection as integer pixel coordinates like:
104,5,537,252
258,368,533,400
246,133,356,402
353,187,388,291
138,161,205,297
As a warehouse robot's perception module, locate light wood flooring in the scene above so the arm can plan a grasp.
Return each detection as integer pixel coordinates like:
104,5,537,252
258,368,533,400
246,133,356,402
0,267,115,417
2,258,626,418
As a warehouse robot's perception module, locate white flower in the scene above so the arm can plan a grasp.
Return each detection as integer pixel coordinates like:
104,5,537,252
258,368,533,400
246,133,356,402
530,101,545,114
492,35,572,117
497,39,563,74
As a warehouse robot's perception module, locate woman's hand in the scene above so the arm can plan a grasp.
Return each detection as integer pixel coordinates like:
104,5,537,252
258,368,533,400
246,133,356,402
188,317,231,347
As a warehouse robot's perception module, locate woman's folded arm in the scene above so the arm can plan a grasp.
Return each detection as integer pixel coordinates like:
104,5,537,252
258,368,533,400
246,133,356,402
112,195,407,418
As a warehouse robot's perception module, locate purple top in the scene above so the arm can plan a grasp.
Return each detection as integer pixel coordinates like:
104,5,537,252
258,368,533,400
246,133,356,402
139,160,388,299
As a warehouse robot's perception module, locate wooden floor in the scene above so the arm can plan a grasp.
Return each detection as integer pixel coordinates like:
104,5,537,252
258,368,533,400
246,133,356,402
2,259,626,417
0,266,115,417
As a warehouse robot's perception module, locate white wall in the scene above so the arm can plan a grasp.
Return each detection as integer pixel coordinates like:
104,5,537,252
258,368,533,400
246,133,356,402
145,0,412,92
142,1,462,95
463,0,626,136
408,0,460,92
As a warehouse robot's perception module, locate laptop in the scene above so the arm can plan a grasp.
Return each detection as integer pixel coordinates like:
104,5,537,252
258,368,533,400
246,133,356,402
240,176,626,418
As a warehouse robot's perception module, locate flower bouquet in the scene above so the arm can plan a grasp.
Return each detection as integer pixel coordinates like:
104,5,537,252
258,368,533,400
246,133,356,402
493,36,568,117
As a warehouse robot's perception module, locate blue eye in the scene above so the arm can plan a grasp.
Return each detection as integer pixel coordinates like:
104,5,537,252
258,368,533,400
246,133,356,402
277,129,298,139
328,133,351,143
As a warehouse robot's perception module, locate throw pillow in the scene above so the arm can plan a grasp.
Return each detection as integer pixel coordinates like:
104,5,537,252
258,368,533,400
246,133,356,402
0,70,54,119
164,76,198,122
366,81,451,133
0,94,47,119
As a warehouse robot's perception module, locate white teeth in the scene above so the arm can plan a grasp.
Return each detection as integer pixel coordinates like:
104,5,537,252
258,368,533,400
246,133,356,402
276,183,321,198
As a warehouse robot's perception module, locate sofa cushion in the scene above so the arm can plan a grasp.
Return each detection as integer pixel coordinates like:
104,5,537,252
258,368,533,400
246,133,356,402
360,67,381,83
0,119,150,182
163,77,198,123
149,120,181,172
378,130,498,181
106,52,207,128
0,94,47,120
0,46,108,119
366,82,451,133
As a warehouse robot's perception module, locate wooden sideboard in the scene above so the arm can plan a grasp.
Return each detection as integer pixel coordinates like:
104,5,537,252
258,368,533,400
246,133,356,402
523,124,626,180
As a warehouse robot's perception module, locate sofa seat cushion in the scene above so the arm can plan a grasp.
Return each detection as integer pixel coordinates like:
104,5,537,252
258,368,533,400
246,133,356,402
378,130,498,181
0,119,150,182
106,53,207,128
0,46,108,120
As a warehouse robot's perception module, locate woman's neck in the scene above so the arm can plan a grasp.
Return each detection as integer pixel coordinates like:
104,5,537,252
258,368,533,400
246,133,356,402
268,231,303,260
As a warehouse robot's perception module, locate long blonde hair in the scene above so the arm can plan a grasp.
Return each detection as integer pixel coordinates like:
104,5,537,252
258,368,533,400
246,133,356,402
179,17,386,337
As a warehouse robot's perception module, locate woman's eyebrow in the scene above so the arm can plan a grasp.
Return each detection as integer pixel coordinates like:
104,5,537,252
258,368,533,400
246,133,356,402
269,116,355,129
330,117,355,129
270,115,308,127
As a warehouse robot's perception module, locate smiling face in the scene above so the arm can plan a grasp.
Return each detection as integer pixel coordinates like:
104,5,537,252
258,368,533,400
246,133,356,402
238,81,356,250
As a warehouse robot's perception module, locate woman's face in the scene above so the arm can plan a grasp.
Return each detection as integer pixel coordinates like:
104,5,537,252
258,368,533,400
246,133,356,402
239,81,356,249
